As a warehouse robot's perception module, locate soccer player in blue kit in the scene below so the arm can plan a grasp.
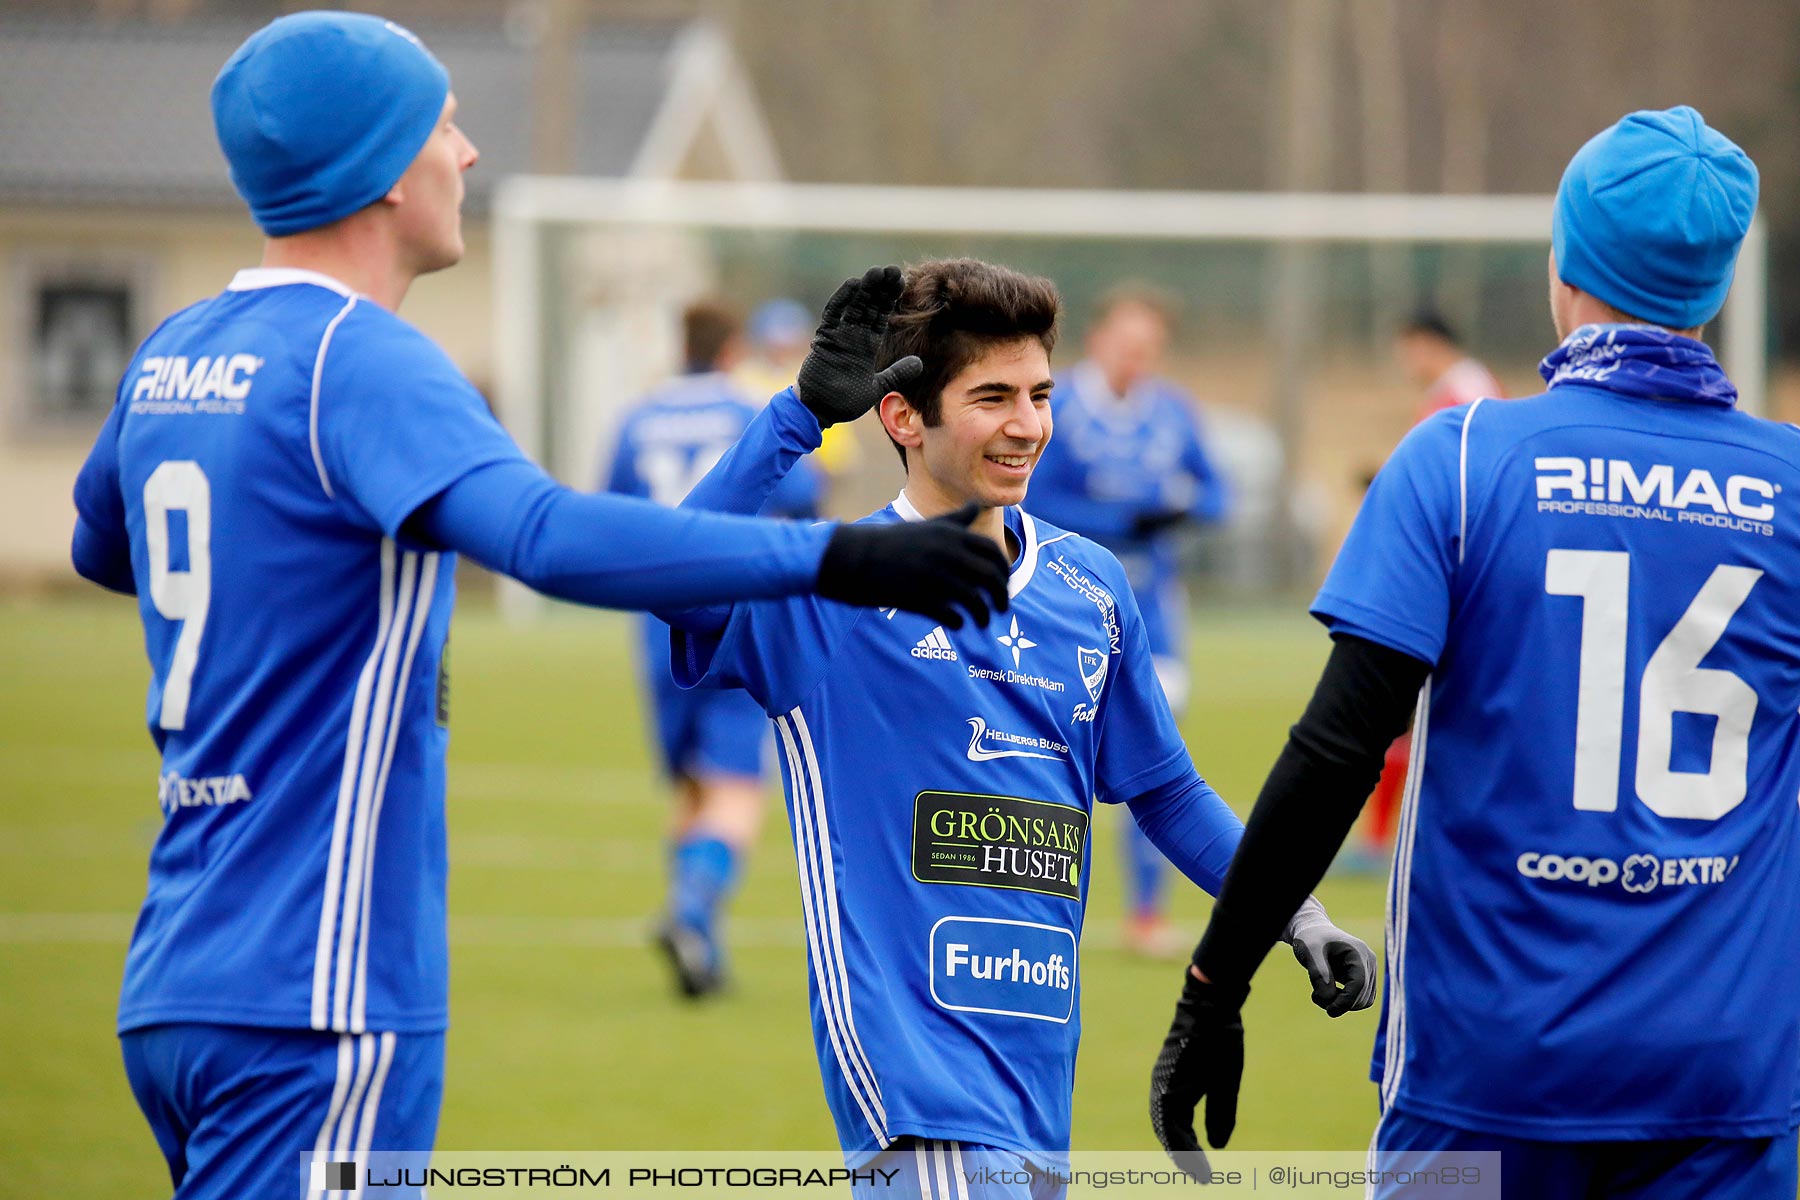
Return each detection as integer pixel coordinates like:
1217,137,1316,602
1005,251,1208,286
67,14,1010,1199
1028,287,1232,956
662,259,1376,1196
605,299,825,996
1150,109,1796,1199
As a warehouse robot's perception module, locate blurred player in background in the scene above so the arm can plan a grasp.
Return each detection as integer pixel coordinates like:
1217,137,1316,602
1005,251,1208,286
604,299,822,997
661,260,1373,1197
67,15,1009,1197
1342,314,1509,874
739,297,865,487
1151,108,1796,1199
1393,311,1505,423
1028,285,1231,956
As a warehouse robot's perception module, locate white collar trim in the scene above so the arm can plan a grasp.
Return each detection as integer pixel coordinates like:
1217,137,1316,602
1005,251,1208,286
227,267,359,299
889,490,1040,599
1009,510,1040,598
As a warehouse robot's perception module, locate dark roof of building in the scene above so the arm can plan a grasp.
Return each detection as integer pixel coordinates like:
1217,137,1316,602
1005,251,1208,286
0,17,688,213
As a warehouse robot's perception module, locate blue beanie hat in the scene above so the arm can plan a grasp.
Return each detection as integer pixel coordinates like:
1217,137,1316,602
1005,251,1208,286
212,12,450,237
1552,106,1757,329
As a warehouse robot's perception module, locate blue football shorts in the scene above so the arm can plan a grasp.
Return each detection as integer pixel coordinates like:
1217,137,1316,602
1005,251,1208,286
646,669,770,781
121,1023,443,1200
1372,1104,1797,1200
851,1139,1068,1200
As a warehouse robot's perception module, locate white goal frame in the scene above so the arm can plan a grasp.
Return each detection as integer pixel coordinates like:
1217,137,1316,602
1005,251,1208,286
491,178,1769,616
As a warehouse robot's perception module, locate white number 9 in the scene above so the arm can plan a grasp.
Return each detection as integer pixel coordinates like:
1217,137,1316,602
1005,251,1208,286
143,461,211,731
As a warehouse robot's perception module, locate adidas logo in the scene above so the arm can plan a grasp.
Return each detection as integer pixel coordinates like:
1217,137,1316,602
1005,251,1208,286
912,626,959,661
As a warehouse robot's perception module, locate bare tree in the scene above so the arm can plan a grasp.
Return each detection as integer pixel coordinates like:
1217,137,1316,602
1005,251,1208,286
1266,0,1335,584
1434,0,1489,332
1352,0,1413,337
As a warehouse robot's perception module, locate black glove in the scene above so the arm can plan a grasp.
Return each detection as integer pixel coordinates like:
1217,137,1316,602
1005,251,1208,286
795,266,925,426
1130,507,1192,539
816,503,1009,630
1287,919,1378,1017
1150,967,1247,1184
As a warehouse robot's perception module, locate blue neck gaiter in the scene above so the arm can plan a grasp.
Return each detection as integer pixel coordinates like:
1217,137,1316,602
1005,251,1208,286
1539,324,1737,408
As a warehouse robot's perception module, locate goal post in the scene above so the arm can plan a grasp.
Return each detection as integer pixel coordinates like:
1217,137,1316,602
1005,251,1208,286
490,178,1768,619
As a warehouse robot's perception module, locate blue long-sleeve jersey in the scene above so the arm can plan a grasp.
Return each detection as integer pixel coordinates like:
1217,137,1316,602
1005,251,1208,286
70,269,834,1038
1321,326,1800,1139
665,388,1247,1162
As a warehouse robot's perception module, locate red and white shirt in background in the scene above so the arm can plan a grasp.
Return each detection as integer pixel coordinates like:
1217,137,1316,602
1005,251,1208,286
1417,357,1505,424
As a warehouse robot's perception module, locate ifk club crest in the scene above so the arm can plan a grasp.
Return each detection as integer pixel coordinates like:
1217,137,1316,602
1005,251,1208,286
1077,647,1107,702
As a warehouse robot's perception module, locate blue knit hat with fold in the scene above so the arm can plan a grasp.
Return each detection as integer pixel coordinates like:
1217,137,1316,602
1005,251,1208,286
211,12,450,237
1552,106,1758,329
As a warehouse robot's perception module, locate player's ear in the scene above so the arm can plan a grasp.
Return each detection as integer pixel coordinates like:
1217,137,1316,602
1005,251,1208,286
381,179,407,208
879,391,924,450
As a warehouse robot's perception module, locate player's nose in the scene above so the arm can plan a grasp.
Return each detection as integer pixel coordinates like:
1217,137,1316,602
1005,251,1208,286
1001,394,1045,443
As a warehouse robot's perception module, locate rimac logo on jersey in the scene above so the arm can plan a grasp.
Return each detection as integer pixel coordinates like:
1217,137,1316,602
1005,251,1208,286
912,626,958,661
912,790,1087,900
965,717,1069,762
930,916,1076,1023
130,355,263,413
1516,850,1739,894
1535,457,1777,537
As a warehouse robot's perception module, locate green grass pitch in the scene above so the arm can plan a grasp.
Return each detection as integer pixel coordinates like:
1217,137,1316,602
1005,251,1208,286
0,594,1386,1197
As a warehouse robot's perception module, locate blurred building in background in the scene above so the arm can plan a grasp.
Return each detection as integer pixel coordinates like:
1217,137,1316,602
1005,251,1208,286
4,0,1797,591
0,0,781,586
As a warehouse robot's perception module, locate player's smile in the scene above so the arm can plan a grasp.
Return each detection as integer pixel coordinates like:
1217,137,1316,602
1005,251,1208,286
983,450,1037,476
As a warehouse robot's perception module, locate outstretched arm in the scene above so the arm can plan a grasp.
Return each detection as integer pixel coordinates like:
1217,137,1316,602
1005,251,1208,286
1149,634,1427,1178
418,459,829,609
1128,771,1376,1015
657,387,825,636
1194,634,1428,990
417,458,1007,628
1153,412,1459,1178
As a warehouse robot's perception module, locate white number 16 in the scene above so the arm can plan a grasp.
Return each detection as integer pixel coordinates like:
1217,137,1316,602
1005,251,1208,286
143,461,211,731
1545,549,1761,821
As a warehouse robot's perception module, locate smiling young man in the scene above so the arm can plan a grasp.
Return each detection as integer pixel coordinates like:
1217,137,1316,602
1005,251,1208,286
662,259,1375,1195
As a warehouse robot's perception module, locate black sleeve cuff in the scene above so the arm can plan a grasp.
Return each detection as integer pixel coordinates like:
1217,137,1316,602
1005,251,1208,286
1194,634,1431,988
